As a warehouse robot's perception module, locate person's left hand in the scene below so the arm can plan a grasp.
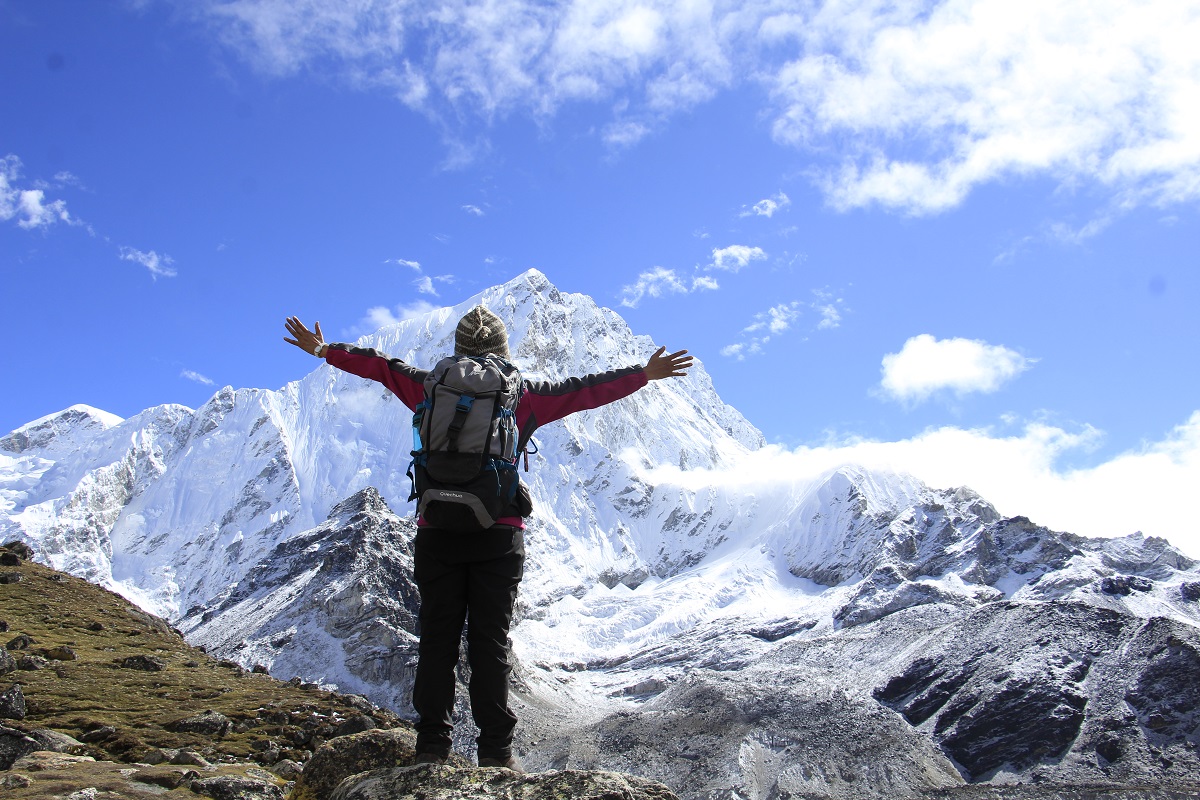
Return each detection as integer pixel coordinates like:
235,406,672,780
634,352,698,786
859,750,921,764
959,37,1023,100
284,316,325,356
644,346,693,380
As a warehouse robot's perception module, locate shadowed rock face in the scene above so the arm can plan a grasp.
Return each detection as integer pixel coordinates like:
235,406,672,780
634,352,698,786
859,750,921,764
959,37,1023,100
1123,618,1200,743
178,488,424,714
532,672,964,800
873,603,1200,782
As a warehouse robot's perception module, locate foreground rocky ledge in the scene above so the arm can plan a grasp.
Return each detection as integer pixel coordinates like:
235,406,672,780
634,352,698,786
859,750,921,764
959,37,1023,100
1,729,681,800
332,764,680,800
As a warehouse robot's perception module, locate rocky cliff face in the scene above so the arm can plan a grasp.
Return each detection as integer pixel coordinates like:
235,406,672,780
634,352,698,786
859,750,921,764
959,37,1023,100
179,487,422,714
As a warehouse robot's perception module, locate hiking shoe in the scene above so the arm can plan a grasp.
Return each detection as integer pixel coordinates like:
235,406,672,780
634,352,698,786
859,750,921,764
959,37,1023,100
478,755,524,772
415,752,447,765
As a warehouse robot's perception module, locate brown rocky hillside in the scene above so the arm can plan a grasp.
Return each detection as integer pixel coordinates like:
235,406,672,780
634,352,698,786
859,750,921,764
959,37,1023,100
0,542,680,800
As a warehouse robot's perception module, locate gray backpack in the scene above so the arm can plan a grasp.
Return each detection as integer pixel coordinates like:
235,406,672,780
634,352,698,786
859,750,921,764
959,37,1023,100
407,354,527,530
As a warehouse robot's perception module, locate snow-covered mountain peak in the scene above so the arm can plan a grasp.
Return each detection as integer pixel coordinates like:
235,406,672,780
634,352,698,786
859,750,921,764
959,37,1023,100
1,404,123,455
1,271,762,616
352,266,680,384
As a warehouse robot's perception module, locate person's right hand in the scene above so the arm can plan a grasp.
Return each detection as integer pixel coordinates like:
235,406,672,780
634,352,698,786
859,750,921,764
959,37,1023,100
644,346,692,380
284,316,326,357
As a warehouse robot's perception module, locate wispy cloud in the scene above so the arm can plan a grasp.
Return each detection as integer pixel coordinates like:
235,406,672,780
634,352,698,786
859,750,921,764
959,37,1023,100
812,288,842,331
816,304,841,330
994,210,1118,265
721,301,801,360
381,258,454,297
723,290,846,359
1,155,75,230
119,246,177,279
745,302,802,335
879,335,1033,404
603,120,651,149
413,274,455,296
1048,214,1115,246
708,244,766,272
767,0,1200,214
180,369,214,386
619,267,717,308
740,191,790,218
181,0,1200,213
461,204,484,216
348,300,441,338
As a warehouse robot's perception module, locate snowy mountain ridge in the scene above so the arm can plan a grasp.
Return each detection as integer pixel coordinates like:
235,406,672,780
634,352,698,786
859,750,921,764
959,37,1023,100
0,269,761,617
4,269,1200,798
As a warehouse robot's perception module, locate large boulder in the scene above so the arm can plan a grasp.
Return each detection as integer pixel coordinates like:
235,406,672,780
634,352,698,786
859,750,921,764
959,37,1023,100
190,774,285,800
0,684,26,720
0,725,38,770
165,709,233,737
290,728,421,800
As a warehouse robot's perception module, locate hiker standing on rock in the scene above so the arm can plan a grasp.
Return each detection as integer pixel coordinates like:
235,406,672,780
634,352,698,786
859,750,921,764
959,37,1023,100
285,305,691,771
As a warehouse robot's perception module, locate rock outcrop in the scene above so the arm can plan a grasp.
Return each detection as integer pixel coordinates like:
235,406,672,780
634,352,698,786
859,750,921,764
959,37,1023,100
330,764,681,800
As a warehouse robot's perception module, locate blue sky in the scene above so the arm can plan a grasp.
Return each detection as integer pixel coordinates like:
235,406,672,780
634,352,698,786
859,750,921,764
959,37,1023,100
2,1,1198,552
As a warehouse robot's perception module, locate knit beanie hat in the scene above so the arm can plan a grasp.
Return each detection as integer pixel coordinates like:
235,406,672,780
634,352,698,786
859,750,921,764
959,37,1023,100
454,306,510,359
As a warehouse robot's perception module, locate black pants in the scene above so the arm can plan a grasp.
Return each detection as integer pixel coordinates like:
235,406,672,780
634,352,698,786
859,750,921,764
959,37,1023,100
411,525,525,760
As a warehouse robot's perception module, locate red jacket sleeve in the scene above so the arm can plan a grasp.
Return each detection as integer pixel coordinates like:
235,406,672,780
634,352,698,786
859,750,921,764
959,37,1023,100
516,365,648,446
324,343,428,411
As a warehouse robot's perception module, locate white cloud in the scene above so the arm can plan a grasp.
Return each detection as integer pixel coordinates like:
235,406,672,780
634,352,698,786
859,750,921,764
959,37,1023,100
603,120,651,148
709,244,766,272
185,1,1200,212
745,302,802,335
811,288,843,330
816,304,841,330
639,411,1200,559
462,204,484,216
723,290,847,359
411,273,455,297
118,246,177,279
1,155,74,229
724,300,801,359
50,171,83,187
619,267,683,307
385,258,422,270
349,300,441,338
740,191,791,218
618,266,717,308
995,211,1118,264
880,334,1032,403
768,0,1200,213
188,0,734,150
1049,214,1114,246
181,369,215,386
